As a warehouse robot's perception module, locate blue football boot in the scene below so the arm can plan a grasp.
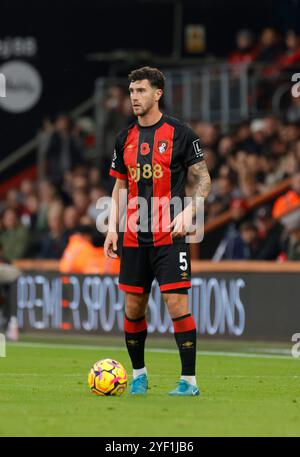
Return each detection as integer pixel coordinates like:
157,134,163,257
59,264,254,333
129,374,148,395
169,379,200,396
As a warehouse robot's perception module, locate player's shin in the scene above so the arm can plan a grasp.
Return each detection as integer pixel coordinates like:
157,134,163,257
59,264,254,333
124,314,148,378
172,313,197,385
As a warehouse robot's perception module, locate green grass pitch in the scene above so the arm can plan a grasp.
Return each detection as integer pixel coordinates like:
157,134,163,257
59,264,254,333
0,334,299,437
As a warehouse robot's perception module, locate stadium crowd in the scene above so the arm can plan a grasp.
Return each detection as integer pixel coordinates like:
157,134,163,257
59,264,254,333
1,112,300,263
2,26,300,265
228,27,300,75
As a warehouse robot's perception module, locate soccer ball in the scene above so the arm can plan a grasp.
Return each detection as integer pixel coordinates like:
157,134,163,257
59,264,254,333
88,358,127,396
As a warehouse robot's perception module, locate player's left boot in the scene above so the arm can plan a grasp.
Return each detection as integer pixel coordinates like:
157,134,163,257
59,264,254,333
168,379,200,396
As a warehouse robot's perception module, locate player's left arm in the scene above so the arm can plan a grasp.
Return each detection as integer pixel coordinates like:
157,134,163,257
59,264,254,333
187,160,212,217
169,159,211,238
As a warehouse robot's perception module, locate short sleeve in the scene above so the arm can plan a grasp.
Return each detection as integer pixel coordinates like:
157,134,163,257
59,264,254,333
109,135,127,180
182,126,204,167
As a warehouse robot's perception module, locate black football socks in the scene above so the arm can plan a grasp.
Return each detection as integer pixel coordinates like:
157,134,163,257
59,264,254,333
172,313,197,376
124,314,148,370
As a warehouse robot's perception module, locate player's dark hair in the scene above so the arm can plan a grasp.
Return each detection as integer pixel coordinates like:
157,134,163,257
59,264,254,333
128,66,165,90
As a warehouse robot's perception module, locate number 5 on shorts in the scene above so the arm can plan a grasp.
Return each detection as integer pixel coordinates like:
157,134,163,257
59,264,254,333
179,252,188,271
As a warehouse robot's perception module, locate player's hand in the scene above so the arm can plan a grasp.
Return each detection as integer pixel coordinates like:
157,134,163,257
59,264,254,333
168,206,193,239
104,232,119,258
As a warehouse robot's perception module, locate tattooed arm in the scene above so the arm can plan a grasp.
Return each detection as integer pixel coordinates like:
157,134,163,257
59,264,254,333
187,160,212,217
169,160,211,238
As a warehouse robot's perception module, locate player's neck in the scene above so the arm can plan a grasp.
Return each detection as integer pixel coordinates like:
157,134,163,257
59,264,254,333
138,109,163,127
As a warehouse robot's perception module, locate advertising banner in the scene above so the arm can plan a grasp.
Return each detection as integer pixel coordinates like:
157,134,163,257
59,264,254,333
15,272,300,342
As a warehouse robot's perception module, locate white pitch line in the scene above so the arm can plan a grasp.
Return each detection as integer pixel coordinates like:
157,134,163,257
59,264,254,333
0,373,298,378
6,341,297,361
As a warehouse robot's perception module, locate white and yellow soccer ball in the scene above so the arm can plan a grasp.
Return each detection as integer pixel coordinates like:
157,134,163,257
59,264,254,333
88,358,127,396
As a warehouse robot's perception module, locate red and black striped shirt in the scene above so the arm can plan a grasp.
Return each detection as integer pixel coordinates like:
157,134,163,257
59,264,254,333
109,114,204,247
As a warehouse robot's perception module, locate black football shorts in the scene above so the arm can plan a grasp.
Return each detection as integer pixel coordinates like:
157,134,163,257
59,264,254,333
118,243,191,294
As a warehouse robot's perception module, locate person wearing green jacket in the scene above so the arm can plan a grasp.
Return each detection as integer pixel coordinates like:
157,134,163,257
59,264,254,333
0,208,29,261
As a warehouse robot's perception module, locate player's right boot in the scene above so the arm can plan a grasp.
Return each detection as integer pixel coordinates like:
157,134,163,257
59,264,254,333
129,374,148,395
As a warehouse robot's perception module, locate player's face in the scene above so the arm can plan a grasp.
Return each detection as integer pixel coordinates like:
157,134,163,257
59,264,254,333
129,79,162,116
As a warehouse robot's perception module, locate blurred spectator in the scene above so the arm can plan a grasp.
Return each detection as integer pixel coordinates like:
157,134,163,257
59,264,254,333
99,86,131,191
38,203,68,259
59,225,120,274
254,206,283,260
0,241,21,339
89,166,101,187
278,122,299,145
5,189,21,213
255,28,284,63
36,180,61,232
286,92,300,122
248,119,267,154
238,175,260,199
37,117,54,181
207,176,235,214
72,189,90,217
217,135,235,165
75,116,96,156
234,122,254,151
79,214,94,226
45,113,84,185
63,206,80,235
215,221,259,260
203,148,218,180
263,115,280,139
285,211,300,260
213,199,253,260
0,208,29,260
228,29,257,65
19,179,35,201
272,171,300,218
264,30,300,77
87,186,108,222
260,152,283,189
193,122,219,148
21,194,39,231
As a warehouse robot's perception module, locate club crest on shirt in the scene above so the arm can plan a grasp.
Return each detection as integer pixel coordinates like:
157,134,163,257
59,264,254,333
157,140,168,154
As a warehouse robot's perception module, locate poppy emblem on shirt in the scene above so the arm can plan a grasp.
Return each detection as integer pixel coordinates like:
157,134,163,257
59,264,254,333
157,140,168,154
140,142,150,155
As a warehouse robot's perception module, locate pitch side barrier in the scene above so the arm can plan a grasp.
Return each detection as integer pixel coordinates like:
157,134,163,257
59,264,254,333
12,260,300,342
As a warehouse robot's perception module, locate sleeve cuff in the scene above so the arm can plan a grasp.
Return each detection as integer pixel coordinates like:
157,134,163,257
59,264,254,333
185,156,204,168
109,169,127,180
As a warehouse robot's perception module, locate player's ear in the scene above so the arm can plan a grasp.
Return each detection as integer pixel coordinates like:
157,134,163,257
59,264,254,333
155,89,163,102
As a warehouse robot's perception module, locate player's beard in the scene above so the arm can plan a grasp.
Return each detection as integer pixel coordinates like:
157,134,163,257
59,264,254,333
133,99,155,118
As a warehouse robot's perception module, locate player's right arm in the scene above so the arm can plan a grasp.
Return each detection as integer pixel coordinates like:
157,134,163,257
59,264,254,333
104,132,128,258
104,178,128,258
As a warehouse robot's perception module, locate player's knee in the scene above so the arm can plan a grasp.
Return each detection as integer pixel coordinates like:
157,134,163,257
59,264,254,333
163,293,189,318
125,293,148,320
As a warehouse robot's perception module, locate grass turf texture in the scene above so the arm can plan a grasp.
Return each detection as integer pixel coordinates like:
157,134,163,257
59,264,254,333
0,335,299,437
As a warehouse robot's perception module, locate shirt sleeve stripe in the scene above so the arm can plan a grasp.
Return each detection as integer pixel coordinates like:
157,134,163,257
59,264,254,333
109,169,127,180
